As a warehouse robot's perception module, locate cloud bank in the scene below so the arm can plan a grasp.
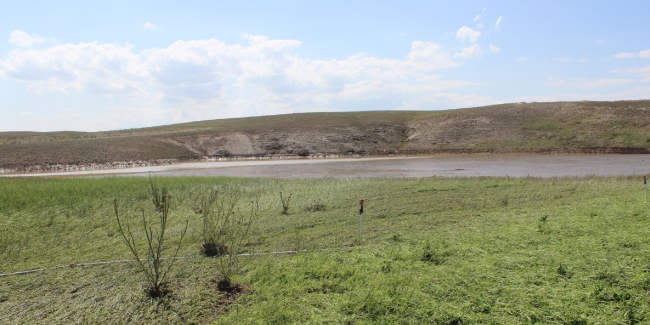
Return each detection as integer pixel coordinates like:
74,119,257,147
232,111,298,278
8,30,46,48
615,49,650,59
1,31,490,121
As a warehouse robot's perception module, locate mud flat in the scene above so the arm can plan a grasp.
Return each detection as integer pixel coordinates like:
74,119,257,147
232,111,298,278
3,154,650,178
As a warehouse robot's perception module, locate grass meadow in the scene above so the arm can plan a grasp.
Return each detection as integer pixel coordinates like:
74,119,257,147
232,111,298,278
1,175,650,324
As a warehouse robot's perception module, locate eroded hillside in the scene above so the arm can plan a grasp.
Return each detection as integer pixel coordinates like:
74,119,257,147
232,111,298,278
1,100,649,171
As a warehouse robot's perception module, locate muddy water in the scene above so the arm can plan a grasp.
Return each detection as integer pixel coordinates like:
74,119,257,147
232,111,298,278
130,154,650,178
5,155,650,178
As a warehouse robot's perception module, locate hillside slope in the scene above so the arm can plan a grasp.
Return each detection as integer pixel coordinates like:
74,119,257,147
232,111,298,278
1,100,649,170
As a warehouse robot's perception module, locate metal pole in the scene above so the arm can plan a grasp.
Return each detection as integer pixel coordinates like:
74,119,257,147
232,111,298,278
360,211,363,238
644,175,647,202
359,198,365,239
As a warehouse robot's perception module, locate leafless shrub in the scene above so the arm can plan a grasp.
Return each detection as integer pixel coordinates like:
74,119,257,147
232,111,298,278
113,183,187,298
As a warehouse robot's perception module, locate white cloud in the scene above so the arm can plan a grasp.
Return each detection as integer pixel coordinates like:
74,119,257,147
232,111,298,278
507,85,650,104
0,41,148,96
8,30,45,48
473,8,486,22
495,16,503,31
578,79,635,88
6,106,188,132
547,78,636,88
398,92,497,111
406,41,459,70
455,44,483,59
473,8,486,29
489,44,500,53
615,49,650,59
640,50,650,59
0,33,477,124
456,26,481,43
143,22,156,30
615,52,637,59
613,65,650,82
245,40,461,107
144,38,246,102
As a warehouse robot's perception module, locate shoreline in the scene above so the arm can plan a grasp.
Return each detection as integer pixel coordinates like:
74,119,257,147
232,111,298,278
3,152,650,178
2,147,649,175
0,155,406,177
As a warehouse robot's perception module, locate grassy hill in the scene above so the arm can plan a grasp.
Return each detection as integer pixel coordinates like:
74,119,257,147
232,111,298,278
2,100,650,170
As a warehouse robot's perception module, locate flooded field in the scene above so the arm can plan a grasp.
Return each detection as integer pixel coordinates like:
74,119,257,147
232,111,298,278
6,154,650,178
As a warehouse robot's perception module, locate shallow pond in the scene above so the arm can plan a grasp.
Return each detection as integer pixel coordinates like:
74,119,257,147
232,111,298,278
8,154,648,178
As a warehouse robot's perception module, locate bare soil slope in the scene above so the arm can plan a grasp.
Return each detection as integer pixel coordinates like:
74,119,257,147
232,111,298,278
2,100,649,171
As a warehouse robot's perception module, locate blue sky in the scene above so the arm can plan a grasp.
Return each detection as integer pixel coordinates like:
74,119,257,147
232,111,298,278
1,1,649,131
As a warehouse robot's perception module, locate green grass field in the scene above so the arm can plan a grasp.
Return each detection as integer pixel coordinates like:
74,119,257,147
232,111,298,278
1,176,650,324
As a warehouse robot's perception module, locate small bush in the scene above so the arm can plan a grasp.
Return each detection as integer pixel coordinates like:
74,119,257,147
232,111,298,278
202,241,228,257
421,241,451,265
197,189,236,257
214,197,258,290
149,178,168,212
113,182,188,298
556,264,570,277
389,232,403,242
305,199,326,212
625,303,645,324
195,189,259,290
592,284,631,302
538,215,549,234
280,192,292,215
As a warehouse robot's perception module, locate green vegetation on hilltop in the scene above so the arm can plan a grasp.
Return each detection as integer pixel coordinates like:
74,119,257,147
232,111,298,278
1,176,650,323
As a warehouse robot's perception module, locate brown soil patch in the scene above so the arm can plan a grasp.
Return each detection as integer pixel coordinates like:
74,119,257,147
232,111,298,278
212,280,248,315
